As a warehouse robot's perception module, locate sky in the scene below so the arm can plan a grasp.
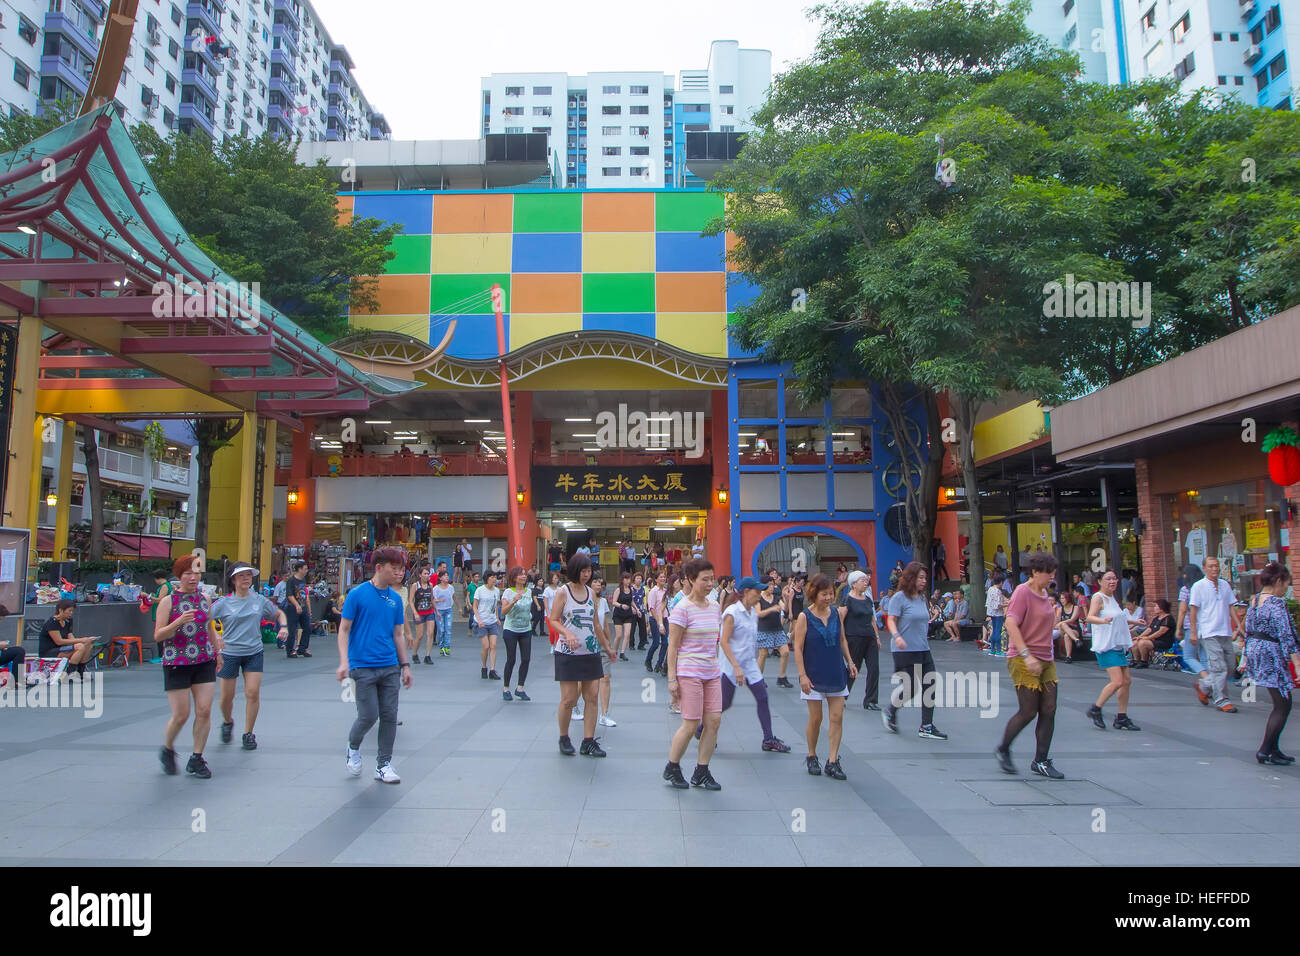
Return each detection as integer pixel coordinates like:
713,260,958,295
305,0,825,141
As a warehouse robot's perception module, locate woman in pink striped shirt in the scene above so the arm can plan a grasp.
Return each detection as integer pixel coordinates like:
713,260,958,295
662,558,724,791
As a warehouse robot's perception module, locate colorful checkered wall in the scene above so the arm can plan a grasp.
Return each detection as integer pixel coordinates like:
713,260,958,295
337,191,760,360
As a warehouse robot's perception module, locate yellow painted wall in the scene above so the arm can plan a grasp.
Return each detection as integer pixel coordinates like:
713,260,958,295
206,432,246,565
982,521,1052,570
973,402,1049,464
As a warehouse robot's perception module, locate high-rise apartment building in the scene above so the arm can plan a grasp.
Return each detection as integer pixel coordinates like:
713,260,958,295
482,40,771,188
0,0,390,143
1028,0,1294,108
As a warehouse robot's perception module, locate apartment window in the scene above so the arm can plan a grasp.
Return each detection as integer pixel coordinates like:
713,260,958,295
631,126,649,135
720,124,735,132
1254,68,1269,90
1062,0,1074,13
718,85,733,93
1172,13,1190,42
630,84,648,94
1265,5,1281,33
602,167,621,176
1141,5,1156,29
720,105,734,114
144,51,156,74
1277,97,1291,110
1213,32,1221,41
171,3,183,25
629,166,647,176
630,105,649,114
601,126,620,135
13,62,31,89
602,146,621,156
1235,75,1244,85
1173,53,1195,80
532,126,550,134
505,85,523,96
503,107,523,116
1230,32,1239,41
1218,74,1227,84
684,123,708,131
140,84,154,105
602,84,620,94
532,85,551,95
506,126,524,133
165,73,177,92
1063,24,1078,47
533,106,552,116
630,146,649,155
1268,52,1286,79
683,103,708,112
169,38,180,59
18,16,37,44
1250,24,1264,43
163,107,176,129
602,105,621,114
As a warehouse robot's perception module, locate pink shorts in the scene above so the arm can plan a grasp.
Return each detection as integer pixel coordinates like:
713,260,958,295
677,675,722,721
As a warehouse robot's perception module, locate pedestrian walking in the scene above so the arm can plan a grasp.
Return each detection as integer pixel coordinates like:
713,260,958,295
284,561,311,658
1242,561,1300,764
473,570,502,680
883,562,947,740
612,571,635,661
994,551,1064,778
715,578,790,753
337,547,412,784
211,564,288,752
432,571,455,656
842,570,880,711
549,553,614,757
645,570,668,673
792,574,857,779
156,554,224,778
663,558,724,790
1084,568,1141,731
500,567,534,702
1188,557,1242,713
408,564,437,664
755,577,792,688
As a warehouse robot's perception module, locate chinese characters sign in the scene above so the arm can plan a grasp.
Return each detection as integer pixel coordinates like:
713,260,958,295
531,466,711,508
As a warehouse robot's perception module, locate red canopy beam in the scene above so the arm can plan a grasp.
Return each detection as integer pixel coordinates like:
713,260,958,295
211,374,338,393
0,262,130,282
119,334,275,354
257,398,369,412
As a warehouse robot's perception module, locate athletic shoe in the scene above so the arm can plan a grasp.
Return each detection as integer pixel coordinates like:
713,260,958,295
275,638,285,649
882,706,899,734
823,759,847,780
918,724,948,740
1216,699,1238,713
618,653,629,662
598,713,617,727
1087,704,1106,729
762,737,792,753
374,763,401,784
572,705,585,721
502,690,513,701
286,652,297,659
298,650,312,658
645,662,654,673
663,761,688,789
668,704,681,715
1030,758,1065,779
220,721,234,744
1113,714,1142,731
1195,684,1210,705
185,753,211,779
558,735,576,756
480,667,488,679
242,733,257,750
994,748,1016,775
346,746,362,776
690,764,722,790
806,754,822,775
160,746,178,775
489,670,501,680
865,702,881,711
423,656,433,665
776,677,794,688
514,690,531,701
579,737,606,757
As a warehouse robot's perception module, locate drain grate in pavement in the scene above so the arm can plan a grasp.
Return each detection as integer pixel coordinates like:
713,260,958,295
960,779,1138,807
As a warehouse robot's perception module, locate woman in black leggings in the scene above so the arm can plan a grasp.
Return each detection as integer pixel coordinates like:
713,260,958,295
499,568,534,702
1242,561,1300,765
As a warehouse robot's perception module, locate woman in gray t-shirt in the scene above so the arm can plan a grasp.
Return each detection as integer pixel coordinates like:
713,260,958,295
210,565,288,750
883,561,947,740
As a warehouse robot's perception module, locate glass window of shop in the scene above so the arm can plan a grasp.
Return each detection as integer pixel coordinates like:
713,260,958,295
1167,480,1289,599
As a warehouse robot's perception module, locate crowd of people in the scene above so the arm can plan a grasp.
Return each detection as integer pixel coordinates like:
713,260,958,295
128,544,1299,788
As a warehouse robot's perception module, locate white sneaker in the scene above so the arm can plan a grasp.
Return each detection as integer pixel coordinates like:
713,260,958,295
598,713,617,727
345,746,362,777
374,762,401,784
571,706,584,721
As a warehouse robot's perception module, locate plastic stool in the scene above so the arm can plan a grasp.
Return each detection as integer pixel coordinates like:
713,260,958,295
111,636,143,668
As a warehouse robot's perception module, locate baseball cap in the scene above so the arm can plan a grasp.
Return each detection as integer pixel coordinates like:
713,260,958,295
737,576,764,592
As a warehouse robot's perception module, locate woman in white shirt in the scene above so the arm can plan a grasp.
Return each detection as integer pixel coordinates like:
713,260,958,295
1084,568,1140,731
714,578,790,753
473,570,502,681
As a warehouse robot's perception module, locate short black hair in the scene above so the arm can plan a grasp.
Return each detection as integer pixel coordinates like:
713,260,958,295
55,598,75,613
566,552,591,583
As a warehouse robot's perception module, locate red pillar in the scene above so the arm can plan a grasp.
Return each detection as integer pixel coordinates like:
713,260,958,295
707,390,731,573
512,390,539,568
1282,419,1300,602
285,418,316,549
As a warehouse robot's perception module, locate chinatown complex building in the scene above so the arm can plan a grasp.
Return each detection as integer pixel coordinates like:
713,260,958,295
6,113,1297,613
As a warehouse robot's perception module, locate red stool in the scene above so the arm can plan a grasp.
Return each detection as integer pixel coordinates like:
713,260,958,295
111,636,143,668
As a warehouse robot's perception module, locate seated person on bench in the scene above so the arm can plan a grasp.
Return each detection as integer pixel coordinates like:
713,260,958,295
942,591,971,642
1131,599,1175,668
38,599,95,678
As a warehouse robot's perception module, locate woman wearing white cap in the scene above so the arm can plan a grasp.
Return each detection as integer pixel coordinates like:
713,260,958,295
211,564,289,751
709,577,791,753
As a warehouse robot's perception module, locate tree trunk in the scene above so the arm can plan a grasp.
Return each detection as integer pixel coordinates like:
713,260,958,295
81,427,105,561
877,382,942,567
951,394,986,623
189,417,244,552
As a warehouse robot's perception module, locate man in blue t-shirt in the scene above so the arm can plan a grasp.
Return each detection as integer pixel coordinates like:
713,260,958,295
337,547,412,784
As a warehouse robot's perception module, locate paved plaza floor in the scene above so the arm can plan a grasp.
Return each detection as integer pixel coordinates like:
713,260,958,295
2,627,1297,866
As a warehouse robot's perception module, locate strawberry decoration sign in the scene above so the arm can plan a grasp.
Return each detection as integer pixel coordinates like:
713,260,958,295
1262,427,1300,487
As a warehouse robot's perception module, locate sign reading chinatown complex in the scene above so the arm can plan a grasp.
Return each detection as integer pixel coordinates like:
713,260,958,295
531,466,712,508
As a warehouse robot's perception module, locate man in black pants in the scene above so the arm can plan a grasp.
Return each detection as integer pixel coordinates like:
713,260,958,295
0,638,27,687
285,562,312,658
841,570,880,711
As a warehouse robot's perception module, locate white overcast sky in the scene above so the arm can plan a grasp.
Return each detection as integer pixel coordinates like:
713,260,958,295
305,0,825,140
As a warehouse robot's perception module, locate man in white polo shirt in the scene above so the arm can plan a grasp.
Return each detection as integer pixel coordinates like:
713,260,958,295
1188,557,1241,713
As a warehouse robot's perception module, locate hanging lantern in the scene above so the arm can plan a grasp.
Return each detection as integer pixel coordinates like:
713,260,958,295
1262,427,1300,487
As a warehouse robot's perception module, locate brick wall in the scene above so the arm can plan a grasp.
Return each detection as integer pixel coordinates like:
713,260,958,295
1136,456,1177,617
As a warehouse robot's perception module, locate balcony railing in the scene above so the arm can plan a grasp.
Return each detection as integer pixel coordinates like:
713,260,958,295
37,505,192,537
310,451,508,477
152,460,191,485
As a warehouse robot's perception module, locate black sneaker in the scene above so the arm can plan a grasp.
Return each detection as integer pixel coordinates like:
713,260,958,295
502,690,513,701
185,753,211,779
423,655,433,665
994,747,1017,775
481,667,489,679
645,662,654,673
220,721,234,744
690,764,722,790
918,724,948,740
762,737,791,753
514,690,531,701
1113,714,1142,731
1030,758,1065,779
618,653,629,662
865,702,881,711
806,754,822,776
663,761,688,789
160,746,178,775
242,733,257,751
558,735,576,756
1087,704,1106,730
579,737,606,758
489,670,501,680
883,706,899,734
776,677,793,688
823,759,847,780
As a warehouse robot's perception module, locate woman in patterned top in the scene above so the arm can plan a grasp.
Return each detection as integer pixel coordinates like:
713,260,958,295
154,553,224,779
549,553,615,758
1243,562,1300,765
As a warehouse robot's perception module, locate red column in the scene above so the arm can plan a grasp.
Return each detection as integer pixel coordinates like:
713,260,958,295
707,390,731,573
285,417,316,548
512,390,539,567
1282,419,1300,601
